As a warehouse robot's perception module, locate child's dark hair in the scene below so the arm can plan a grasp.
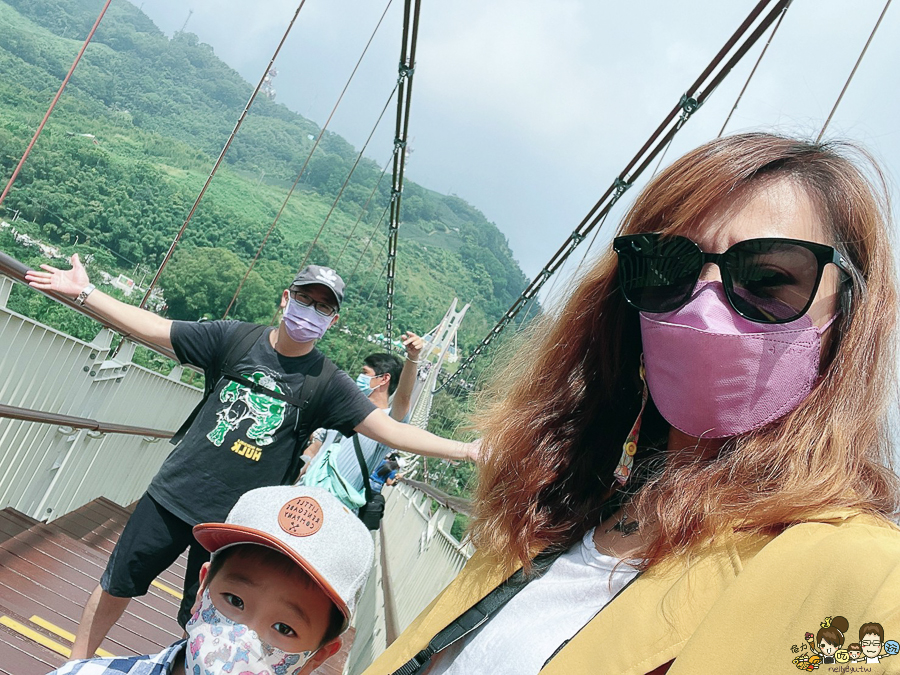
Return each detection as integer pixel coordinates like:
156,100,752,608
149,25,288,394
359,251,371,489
208,544,344,646
363,353,404,394
377,460,400,479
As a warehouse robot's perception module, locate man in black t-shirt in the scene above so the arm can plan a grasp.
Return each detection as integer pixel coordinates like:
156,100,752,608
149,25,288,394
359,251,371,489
27,257,479,661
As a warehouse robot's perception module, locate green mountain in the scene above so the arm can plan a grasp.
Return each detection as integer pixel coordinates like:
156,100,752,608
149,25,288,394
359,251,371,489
0,0,531,361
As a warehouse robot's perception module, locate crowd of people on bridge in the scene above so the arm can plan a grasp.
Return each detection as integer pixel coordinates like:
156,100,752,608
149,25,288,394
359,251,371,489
27,131,900,674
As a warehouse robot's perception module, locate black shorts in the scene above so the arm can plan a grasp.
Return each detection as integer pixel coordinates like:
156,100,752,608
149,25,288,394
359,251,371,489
100,493,210,628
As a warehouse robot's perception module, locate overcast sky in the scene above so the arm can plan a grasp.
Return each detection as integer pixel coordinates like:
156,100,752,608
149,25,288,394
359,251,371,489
133,0,899,303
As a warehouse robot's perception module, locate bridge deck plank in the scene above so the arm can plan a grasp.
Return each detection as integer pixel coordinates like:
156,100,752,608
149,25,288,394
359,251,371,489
49,499,190,590
0,509,39,544
0,527,182,622
0,496,356,674
0,553,175,654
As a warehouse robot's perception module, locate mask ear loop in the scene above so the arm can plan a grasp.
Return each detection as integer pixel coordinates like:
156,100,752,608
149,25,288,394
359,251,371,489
614,355,648,485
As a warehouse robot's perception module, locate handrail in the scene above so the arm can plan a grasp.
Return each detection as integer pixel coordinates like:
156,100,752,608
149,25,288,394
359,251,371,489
0,249,180,362
404,478,471,517
0,403,175,439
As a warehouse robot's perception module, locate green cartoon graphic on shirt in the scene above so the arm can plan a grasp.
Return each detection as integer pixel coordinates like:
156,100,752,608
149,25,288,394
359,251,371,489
206,371,286,447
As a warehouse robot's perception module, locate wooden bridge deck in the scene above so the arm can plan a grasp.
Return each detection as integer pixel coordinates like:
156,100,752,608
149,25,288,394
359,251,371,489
0,498,353,674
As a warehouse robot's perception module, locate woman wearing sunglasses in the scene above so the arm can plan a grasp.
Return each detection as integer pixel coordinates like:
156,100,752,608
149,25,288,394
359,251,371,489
364,133,900,675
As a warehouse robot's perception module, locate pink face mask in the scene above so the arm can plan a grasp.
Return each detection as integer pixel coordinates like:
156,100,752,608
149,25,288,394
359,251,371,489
639,281,836,439
283,299,332,343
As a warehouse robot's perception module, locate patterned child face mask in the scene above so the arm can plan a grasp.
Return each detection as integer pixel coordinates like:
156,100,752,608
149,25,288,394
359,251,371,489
185,589,314,675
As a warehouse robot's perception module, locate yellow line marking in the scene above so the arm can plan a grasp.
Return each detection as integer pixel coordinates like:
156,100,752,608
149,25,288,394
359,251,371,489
1,615,71,657
28,615,114,658
151,579,183,600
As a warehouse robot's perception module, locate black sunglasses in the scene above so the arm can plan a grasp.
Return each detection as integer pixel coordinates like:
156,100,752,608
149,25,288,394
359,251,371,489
613,233,853,324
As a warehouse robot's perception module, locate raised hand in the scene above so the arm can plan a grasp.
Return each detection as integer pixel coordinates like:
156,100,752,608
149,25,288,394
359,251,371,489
401,331,424,361
25,253,90,299
464,438,482,463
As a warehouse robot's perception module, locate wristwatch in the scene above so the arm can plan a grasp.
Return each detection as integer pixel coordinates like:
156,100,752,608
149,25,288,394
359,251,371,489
75,283,96,306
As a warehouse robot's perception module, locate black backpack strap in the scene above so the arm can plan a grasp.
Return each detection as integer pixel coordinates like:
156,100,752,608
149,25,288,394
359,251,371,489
170,323,268,445
282,357,339,483
352,434,373,502
221,323,269,374
389,549,565,675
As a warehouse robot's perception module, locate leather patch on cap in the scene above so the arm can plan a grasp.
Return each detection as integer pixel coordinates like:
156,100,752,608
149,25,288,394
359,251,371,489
278,497,323,537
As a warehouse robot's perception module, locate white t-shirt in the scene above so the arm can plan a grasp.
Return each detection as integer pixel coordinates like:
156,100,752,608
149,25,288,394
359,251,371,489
305,406,408,491
427,528,640,675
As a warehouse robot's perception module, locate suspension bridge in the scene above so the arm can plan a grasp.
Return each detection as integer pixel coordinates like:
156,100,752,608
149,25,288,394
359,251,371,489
0,0,891,671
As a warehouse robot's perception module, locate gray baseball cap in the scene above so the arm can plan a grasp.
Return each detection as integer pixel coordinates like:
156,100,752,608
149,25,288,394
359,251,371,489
291,265,345,308
193,486,373,630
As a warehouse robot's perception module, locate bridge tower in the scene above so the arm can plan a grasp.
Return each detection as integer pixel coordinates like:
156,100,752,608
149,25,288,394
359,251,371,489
401,299,469,480
409,298,469,427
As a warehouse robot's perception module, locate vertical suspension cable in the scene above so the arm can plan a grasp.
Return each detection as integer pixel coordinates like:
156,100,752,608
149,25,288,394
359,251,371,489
332,152,394,268
223,0,395,319
648,135,676,179
230,83,394,320
351,245,390,363
347,202,391,282
296,85,398,273
817,0,891,142
718,1,790,137
385,0,423,343
139,0,310,309
0,0,113,208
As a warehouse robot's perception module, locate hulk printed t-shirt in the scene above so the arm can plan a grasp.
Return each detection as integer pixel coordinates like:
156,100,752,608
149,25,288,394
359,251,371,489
146,320,376,525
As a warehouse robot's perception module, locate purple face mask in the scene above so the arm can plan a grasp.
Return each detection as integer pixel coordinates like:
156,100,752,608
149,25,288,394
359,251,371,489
639,281,836,439
283,299,332,342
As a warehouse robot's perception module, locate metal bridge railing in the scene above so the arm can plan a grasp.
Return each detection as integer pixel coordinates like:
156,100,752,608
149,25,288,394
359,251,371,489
0,273,202,521
346,481,474,674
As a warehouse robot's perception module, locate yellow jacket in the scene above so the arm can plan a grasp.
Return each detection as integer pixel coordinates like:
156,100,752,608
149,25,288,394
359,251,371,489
363,512,900,674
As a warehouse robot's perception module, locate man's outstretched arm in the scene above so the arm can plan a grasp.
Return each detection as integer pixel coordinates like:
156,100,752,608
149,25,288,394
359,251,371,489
25,254,173,351
355,409,479,462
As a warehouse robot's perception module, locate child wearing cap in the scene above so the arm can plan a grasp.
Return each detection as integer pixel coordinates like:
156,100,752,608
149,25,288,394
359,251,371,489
48,486,374,675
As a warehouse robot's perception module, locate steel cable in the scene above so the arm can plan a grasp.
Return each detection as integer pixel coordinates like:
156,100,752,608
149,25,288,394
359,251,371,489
440,0,791,392
817,0,892,142
350,248,391,363
139,0,311,310
347,202,392,283
718,1,790,138
332,152,394,269
222,0,395,319
384,0,423,343
0,0,113,208
295,85,399,273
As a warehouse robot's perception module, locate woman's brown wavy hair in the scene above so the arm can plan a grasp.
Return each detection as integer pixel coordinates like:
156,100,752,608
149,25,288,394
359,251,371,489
471,132,900,572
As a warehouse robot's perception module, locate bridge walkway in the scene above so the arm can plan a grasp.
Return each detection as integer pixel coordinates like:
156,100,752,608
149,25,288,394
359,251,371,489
0,498,353,674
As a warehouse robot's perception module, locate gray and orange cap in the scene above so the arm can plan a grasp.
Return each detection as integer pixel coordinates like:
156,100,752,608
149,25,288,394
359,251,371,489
291,265,345,308
193,486,373,631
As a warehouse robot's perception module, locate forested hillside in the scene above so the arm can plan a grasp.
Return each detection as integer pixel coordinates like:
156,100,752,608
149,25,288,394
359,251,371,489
0,0,531,362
